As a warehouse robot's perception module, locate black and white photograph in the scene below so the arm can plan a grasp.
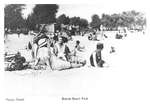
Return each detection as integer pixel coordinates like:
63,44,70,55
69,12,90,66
1,0,150,106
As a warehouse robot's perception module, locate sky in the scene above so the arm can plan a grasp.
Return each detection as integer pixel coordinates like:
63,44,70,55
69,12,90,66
21,2,148,22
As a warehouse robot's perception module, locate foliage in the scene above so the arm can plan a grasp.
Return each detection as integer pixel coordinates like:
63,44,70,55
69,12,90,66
79,18,88,29
57,14,70,25
55,14,70,31
26,14,37,30
4,4,25,30
91,10,146,30
90,14,101,29
31,4,59,24
69,17,81,26
69,17,88,28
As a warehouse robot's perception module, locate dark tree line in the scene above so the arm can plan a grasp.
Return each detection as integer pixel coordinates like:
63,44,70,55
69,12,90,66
4,4,59,32
4,4,146,33
4,4,26,30
90,10,146,30
26,4,59,30
4,4,88,32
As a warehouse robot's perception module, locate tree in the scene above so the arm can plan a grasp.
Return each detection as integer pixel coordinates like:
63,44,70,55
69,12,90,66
69,17,81,26
101,14,112,30
111,14,125,29
26,14,37,30
121,10,146,29
4,4,25,30
79,18,88,29
31,4,59,25
57,14,70,25
132,12,146,29
100,11,146,30
90,14,101,29
55,14,70,31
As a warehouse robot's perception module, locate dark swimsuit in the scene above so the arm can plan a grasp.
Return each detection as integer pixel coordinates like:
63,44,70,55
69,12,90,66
90,51,104,67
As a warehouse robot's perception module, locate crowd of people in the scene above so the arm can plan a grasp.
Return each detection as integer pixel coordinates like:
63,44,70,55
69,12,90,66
5,23,146,71
29,25,106,71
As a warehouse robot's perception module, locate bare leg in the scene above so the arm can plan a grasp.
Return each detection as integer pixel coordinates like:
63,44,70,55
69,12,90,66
70,63,83,68
32,44,38,61
45,57,53,71
35,47,39,60
34,58,40,66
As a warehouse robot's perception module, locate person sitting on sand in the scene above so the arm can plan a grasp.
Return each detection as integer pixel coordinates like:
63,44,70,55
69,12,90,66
71,40,86,64
53,36,70,61
90,43,105,67
51,36,83,70
75,40,85,52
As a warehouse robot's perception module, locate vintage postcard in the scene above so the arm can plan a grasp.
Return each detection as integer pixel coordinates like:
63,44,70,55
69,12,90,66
1,0,150,106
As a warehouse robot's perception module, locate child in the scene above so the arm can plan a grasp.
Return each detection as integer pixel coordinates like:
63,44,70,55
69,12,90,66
71,40,85,64
74,40,85,52
90,43,105,67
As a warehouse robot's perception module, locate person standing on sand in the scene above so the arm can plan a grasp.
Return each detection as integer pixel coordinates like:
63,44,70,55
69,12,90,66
32,25,49,60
